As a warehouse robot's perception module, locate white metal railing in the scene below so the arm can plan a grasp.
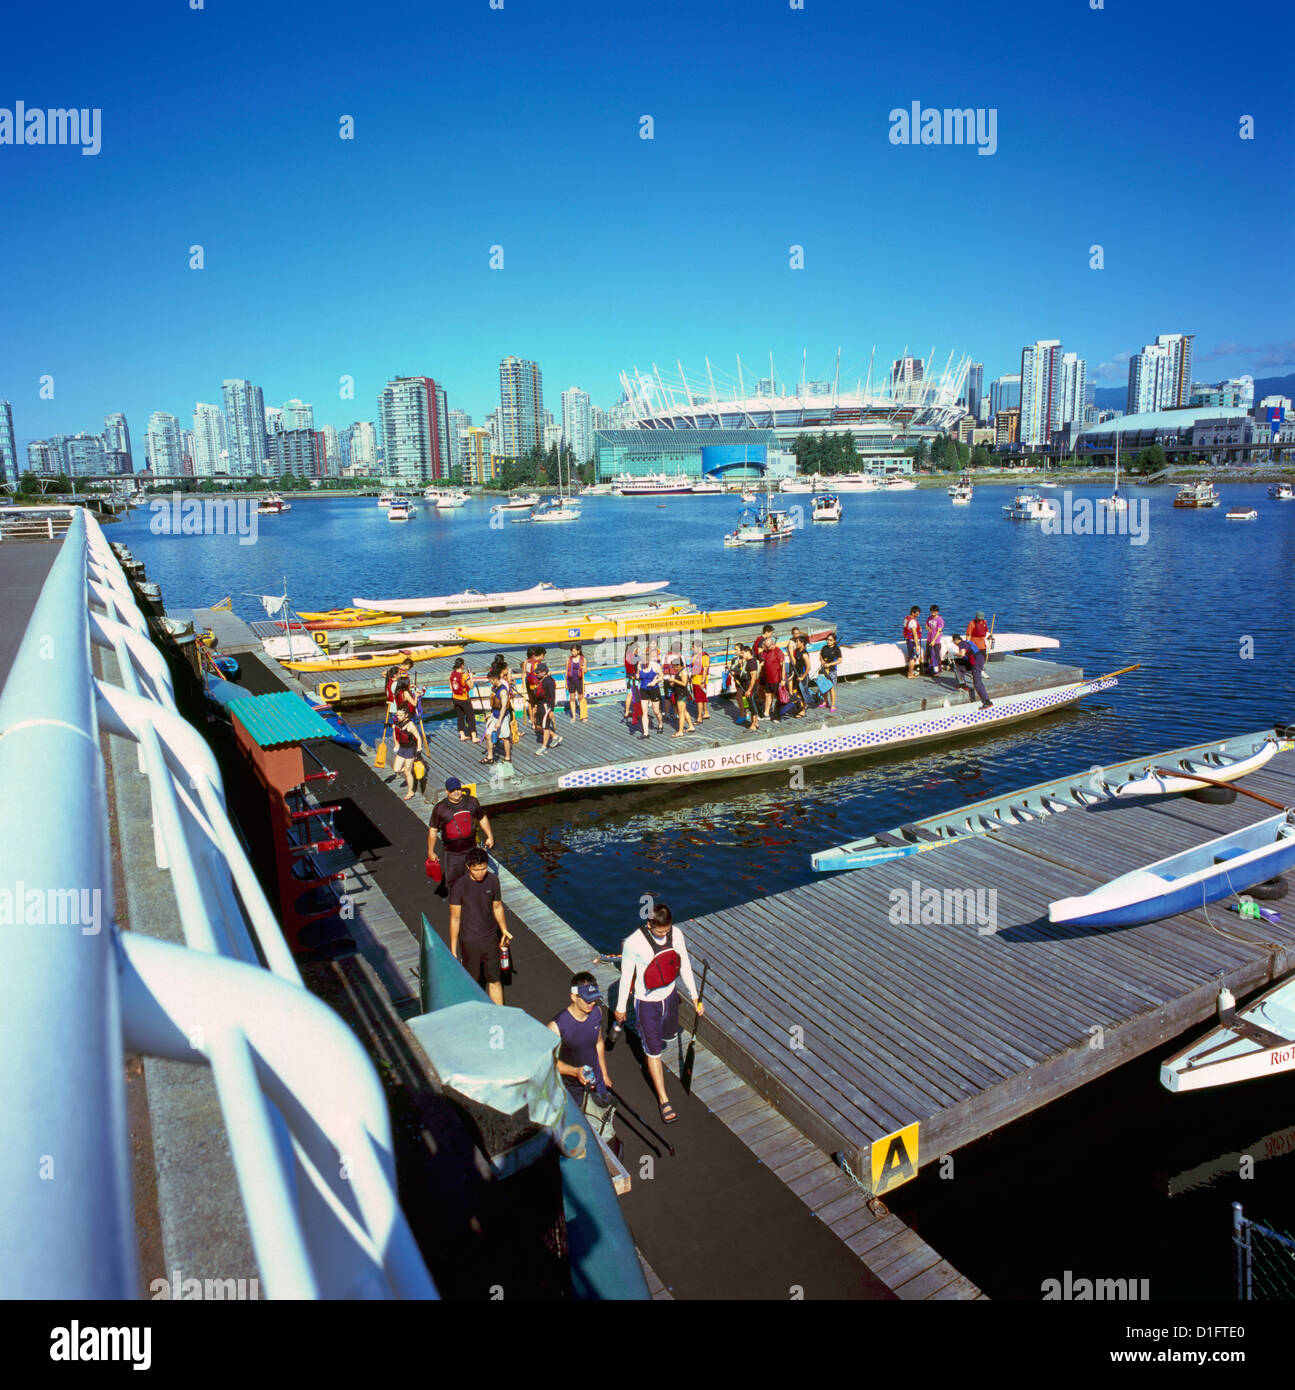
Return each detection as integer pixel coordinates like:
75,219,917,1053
0,509,436,1299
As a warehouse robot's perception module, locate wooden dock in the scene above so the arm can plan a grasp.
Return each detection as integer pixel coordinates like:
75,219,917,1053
249,646,1109,809
678,751,1295,1191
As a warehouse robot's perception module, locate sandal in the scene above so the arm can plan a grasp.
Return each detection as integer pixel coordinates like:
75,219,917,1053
659,1101,678,1124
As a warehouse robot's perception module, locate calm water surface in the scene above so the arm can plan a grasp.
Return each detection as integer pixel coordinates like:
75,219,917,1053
118,483,1295,1297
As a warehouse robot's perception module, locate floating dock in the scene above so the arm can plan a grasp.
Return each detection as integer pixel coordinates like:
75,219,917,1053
677,751,1295,1192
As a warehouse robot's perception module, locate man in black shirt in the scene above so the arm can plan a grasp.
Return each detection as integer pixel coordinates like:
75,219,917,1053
428,777,494,890
534,663,564,755
449,848,512,1005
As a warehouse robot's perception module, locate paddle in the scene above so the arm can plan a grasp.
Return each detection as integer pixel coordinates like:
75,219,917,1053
1153,769,1291,812
681,960,709,1095
607,1087,676,1157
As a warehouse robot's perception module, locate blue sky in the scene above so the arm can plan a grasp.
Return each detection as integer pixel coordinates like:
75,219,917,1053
2,0,1292,449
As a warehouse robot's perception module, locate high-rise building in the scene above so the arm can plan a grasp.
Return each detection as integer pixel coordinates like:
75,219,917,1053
890,356,924,400
320,424,340,476
590,405,613,433
103,412,132,472
222,379,268,476
1019,341,1063,446
499,356,544,458
348,421,377,469
561,387,593,464
66,432,108,477
1058,352,1087,426
47,435,71,474
264,407,285,475
543,421,564,453
193,403,227,477
995,408,1020,446
1190,379,1253,409
0,400,17,485
279,428,324,478
462,427,496,485
964,364,984,420
377,377,451,485
484,409,504,457
282,398,314,431
27,440,57,473
446,409,471,478
1127,333,1194,414
146,412,184,474
989,374,1021,418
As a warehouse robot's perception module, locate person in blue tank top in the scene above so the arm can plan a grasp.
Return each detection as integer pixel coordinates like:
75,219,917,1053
636,647,664,738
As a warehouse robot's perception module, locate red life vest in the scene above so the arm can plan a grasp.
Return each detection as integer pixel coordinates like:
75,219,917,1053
450,669,469,699
640,926,681,991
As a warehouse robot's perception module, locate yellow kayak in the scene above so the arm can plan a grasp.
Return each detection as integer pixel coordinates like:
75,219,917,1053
282,644,464,672
454,601,827,646
297,607,401,629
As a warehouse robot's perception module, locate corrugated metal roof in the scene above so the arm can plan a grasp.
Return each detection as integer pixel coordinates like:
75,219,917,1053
230,691,337,748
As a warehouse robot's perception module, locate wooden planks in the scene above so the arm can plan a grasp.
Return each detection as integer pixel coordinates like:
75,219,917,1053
680,749,1295,1181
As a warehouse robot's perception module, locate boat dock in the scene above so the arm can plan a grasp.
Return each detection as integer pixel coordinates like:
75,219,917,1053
676,751,1295,1191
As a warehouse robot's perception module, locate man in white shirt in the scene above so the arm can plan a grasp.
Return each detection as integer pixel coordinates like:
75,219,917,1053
613,903,704,1125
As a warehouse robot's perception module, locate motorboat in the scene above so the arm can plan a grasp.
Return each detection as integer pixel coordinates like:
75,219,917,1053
1225,506,1258,521
490,493,540,511
1002,492,1057,521
257,493,291,513
425,487,469,508
377,492,394,508
387,496,416,520
1268,482,1293,500
948,475,973,505
1174,481,1221,508
811,494,842,522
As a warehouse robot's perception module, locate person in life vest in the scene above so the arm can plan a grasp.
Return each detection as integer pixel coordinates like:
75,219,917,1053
664,642,696,737
481,667,515,764
391,708,426,801
613,903,703,1124
566,645,586,721
689,642,711,722
622,635,641,722
951,610,993,708
903,605,923,679
449,657,479,743
523,647,545,732
427,776,494,890
636,645,665,738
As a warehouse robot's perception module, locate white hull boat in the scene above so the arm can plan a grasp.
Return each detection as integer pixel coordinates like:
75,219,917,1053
353,580,672,616
1226,507,1258,521
1003,492,1057,522
491,494,540,511
1161,975,1295,1091
1049,811,1295,929
811,495,842,522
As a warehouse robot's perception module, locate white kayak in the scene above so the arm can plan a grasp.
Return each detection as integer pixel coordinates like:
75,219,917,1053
352,581,670,616
834,632,1060,678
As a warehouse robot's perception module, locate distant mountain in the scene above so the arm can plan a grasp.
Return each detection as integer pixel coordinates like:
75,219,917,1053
1093,372,1294,413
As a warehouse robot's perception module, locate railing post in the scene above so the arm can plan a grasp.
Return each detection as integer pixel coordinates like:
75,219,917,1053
1233,1201,1247,1301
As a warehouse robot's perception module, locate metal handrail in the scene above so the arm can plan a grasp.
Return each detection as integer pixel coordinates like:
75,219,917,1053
0,510,436,1299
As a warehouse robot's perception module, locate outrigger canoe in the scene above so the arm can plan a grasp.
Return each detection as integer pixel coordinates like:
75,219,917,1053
453,601,827,646
280,644,464,673
298,609,403,630
1048,809,1295,929
812,730,1288,872
352,580,670,616
1161,974,1295,1091
361,601,697,648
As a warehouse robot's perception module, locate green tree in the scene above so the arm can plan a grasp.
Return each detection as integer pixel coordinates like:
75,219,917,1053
969,443,992,471
1131,444,1166,475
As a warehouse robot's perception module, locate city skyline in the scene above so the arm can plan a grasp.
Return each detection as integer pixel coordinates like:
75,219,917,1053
2,0,1291,455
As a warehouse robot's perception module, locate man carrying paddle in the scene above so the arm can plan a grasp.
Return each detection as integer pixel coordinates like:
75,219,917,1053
613,903,704,1125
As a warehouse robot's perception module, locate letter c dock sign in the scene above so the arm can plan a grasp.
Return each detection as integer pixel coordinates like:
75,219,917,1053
871,1122,920,1195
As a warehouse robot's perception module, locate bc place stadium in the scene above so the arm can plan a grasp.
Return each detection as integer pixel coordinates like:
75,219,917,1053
593,350,974,486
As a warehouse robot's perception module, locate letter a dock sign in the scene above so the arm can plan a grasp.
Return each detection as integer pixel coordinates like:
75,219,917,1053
870,1122,920,1195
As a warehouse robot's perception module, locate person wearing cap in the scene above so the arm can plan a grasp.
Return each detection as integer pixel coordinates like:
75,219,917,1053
534,661,564,754
548,973,614,1132
952,611,993,708
428,776,494,890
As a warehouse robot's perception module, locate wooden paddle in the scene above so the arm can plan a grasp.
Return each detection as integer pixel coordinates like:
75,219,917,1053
681,960,709,1095
1153,769,1291,812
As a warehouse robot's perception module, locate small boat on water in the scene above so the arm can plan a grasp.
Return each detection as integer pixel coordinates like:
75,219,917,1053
1161,973,1295,1092
1225,506,1258,521
1174,480,1221,508
724,498,793,546
1003,492,1057,522
877,476,917,491
811,494,842,522
257,493,291,514
948,475,973,505
377,492,394,508
831,473,881,492
453,600,826,646
530,499,582,523
614,472,694,496
1048,809,1295,930
280,643,465,673
387,496,416,520
353,580,671,617
811,730,1288,872
490,492,541,512
424,487,470,508
1098,430,1127,511
1269,482,1294,501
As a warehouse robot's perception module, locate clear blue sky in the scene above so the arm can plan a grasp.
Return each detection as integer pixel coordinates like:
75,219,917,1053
2,0,1291,450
